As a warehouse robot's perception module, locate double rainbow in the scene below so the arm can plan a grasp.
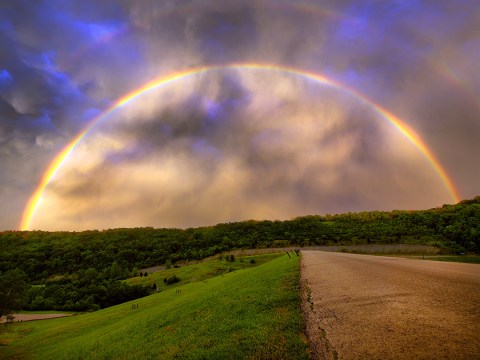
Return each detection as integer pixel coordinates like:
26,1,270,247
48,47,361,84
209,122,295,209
20,63,461,230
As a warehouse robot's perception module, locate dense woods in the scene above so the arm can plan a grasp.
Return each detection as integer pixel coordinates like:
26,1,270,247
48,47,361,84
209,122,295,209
0,196,479,312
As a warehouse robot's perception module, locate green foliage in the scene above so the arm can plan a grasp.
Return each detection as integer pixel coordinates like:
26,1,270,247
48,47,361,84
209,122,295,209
83,268,98,282
165,260,172,269
22,264,152,312
132,267,139,277
126,253,282,292
24,280,149,312
0,197,478,286
424,255,480,264
0,269,28,322
165,275,180,285
1,255,309,359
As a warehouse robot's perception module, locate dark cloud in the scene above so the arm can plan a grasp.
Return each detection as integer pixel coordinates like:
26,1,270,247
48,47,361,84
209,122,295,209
1,0,478,230
185,6,257,63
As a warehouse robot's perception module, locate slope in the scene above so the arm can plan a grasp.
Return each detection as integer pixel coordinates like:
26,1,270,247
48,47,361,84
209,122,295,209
1,254,308,359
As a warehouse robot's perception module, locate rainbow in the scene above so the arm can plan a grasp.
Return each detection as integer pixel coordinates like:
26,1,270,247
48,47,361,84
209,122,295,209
19,63,461,230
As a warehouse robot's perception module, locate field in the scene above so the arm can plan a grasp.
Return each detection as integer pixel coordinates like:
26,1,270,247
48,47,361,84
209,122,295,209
127,252,284,289
1,254,309,359
422,255,480,264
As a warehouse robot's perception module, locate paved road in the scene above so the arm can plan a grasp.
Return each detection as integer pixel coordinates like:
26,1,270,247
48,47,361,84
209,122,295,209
301,251,480,359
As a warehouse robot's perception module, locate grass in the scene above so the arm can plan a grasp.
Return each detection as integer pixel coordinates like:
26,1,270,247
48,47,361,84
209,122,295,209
126,253,284,290
421,255,480,264
333,247,480,264
333,244,440,255
126,252,283,290
1,254,309,359
15,310,79,315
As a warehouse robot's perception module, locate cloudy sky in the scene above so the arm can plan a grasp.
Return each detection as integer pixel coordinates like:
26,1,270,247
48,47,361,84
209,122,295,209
1,0,479,231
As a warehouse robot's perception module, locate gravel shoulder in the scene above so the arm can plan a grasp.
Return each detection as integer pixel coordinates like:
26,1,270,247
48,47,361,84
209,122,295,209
301,251,480,359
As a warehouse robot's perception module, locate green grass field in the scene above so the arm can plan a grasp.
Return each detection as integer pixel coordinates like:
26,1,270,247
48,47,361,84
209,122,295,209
126,252,284,290
422,255,480,264
1,254,309,359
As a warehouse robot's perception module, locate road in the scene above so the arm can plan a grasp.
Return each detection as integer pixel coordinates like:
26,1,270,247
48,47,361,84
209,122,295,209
301,251,480,359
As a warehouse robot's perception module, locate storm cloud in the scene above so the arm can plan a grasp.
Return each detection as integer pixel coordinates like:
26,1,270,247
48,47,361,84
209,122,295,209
1,0,479,230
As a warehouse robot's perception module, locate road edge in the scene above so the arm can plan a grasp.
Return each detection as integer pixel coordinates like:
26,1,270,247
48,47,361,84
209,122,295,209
300,253,338,360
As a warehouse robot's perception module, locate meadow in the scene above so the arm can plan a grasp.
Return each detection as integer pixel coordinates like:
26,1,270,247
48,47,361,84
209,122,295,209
421,255,480,264
0,254,309,359
126,252,283,289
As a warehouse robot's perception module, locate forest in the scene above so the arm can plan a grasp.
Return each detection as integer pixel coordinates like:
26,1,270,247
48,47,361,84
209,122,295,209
0,196,479,312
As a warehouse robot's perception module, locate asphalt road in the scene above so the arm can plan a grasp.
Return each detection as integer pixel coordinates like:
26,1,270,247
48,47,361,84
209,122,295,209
301,251,480,360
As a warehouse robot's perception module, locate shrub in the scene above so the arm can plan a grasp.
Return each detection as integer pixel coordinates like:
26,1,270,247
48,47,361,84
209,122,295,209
165,275,180,285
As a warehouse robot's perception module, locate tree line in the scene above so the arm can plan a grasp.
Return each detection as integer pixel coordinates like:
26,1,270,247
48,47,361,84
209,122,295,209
1,197,479,283
0,197,478,316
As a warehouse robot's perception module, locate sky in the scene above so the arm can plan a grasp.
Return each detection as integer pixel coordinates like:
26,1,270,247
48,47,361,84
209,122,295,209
1,0,479,231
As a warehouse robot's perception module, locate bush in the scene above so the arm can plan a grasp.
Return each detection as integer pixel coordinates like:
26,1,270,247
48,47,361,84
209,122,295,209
165,275,180,285
250,259,256,264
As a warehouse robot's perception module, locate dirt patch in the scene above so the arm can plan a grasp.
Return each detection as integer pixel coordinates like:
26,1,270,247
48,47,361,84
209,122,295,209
300,276,337,359
301,251,480,359
6,313,73,323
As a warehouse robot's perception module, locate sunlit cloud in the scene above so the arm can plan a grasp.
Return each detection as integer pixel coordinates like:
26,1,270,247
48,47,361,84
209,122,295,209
1,0,478,230
32,71,451,230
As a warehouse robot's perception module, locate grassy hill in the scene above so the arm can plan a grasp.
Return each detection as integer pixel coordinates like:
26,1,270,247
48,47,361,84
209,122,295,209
125,252,283,289
1,254,309,359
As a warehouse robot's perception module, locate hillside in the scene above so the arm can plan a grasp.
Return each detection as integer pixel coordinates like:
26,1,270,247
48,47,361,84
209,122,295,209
1,255,309,359
1,197,479,284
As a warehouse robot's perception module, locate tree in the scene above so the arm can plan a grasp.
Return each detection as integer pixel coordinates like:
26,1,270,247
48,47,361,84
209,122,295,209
131,267,139,277
0,269,28,323
109,261,124,280
84,268,98,283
